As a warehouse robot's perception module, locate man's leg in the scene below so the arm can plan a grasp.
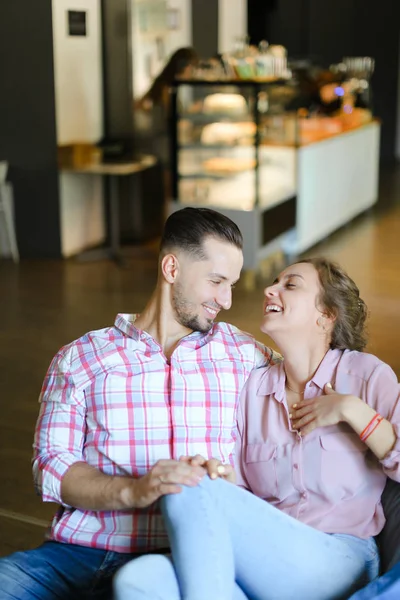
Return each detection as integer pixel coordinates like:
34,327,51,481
0,541,109,599
348,562,400,599
113,554,249,600
161,477,378,600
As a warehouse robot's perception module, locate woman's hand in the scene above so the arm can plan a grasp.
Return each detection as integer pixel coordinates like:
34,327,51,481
290,383,355,436
179,455,236,484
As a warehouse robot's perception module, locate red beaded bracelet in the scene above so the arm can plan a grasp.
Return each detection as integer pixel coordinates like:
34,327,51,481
360,413,383,442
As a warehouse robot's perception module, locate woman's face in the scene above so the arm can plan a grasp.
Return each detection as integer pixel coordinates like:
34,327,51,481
261,262,327,340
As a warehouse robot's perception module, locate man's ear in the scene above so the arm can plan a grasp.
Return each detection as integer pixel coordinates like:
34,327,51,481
161,253,179,283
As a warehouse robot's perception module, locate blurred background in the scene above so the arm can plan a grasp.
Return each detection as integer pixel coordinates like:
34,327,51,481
0,0,399,556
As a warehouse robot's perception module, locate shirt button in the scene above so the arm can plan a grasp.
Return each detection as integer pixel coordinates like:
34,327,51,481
293,463,299,470
301,492,307,499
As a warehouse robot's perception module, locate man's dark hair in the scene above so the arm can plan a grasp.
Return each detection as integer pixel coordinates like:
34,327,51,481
160,207,243,258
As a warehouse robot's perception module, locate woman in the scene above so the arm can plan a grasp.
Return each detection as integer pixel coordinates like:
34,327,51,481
114,258,400,600
137,47,198,112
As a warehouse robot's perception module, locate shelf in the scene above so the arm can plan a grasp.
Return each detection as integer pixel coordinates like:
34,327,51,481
179,113,252,124
177,188,296,212
178,172,251,180
173,78,291,87
179,143,254,150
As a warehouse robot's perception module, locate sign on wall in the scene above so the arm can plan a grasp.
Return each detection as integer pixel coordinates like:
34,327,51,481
137,0,167,33
67,10,87,37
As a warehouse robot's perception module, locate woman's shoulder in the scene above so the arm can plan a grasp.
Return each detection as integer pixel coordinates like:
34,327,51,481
241,361,283,399
337,350,398,390
341,349,396,382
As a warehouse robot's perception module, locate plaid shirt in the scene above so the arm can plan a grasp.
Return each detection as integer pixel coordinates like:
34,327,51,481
33,314,275,553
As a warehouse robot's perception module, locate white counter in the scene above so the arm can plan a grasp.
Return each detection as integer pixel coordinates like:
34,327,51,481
288,120,380,256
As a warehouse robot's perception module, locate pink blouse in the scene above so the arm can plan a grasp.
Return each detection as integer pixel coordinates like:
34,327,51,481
235,348,400,538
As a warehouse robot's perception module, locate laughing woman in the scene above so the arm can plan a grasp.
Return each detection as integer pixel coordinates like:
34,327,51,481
114,258,400,600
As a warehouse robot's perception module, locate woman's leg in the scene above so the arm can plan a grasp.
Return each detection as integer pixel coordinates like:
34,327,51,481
161,477,375,600
113,554,249,600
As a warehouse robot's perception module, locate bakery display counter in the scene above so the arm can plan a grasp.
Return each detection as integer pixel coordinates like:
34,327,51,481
177,144,296,212
298,110,375,146
168,79,380,273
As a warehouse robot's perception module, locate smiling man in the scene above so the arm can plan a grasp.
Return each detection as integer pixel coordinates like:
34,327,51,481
0,207,277,600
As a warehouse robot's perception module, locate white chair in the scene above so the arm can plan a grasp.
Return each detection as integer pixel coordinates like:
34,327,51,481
0,162,19,263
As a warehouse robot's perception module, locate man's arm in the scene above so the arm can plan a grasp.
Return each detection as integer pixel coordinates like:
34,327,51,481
254,339,282,369
34,349,205,512
61,460,205,510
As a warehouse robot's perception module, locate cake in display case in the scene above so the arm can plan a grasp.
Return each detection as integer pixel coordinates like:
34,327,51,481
169,80,299,270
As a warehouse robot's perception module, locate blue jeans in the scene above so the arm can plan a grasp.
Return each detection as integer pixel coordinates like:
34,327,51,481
114,554,249,600
0,540,140,599
114,477,380,600
349,561,400,599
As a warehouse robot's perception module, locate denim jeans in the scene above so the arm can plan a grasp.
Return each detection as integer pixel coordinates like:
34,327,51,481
348,561,400,599
0,540,140,599
114,554,249,600
114,477,380,600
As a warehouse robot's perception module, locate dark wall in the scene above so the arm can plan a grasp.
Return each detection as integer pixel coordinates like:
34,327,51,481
101,0,135,148
0,1,61,257
248,0,400,162
192,0,219,59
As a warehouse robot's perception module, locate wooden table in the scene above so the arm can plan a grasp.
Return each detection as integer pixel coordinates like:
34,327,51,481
62,154,157,264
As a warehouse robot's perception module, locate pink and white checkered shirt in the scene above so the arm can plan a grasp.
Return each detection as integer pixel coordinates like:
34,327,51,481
33,313,275,553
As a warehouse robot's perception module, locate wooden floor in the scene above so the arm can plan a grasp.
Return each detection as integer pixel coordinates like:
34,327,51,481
0,164,399,556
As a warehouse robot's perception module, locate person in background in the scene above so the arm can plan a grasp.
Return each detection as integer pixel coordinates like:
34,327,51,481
0,207,278,600
114,258,400,600
137,46,198,112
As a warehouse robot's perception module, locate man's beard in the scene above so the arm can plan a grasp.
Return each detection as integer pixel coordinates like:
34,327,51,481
172,283,214,334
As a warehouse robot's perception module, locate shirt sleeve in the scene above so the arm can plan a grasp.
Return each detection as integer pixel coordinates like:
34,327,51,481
366,363,400,481
253,339,282,369
32,350,87,507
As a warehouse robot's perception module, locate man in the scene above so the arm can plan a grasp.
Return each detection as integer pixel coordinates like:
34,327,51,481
0,207,277,599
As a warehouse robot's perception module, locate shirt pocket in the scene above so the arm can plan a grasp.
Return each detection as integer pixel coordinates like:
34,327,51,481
244,443,278,499
319,432,368,498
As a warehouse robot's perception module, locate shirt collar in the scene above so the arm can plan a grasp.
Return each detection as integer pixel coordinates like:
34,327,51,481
115,313,141,341
256,348,344,401
311,348,344,389
114,313,216,352
256,361,286,400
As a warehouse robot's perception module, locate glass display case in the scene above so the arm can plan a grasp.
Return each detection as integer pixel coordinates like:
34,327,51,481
169,79,299,271
168,79,380,276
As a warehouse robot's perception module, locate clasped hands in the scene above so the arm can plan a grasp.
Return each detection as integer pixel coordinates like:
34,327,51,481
290,383,354,436
130,455,234,509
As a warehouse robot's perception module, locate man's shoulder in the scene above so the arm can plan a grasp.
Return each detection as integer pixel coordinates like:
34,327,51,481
212,321,258,344
211,322,277,361
56,324,120,364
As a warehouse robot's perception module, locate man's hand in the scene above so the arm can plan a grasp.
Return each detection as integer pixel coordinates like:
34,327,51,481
179,454,236,484
290,383,354,436
121,459,206,509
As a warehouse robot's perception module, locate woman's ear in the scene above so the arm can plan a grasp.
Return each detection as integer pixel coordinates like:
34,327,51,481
161,253,179,284
318,310,336,332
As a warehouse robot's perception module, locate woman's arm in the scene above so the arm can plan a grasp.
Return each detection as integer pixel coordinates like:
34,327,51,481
292,362,400,477
342,362,400,473
340,394,396,460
